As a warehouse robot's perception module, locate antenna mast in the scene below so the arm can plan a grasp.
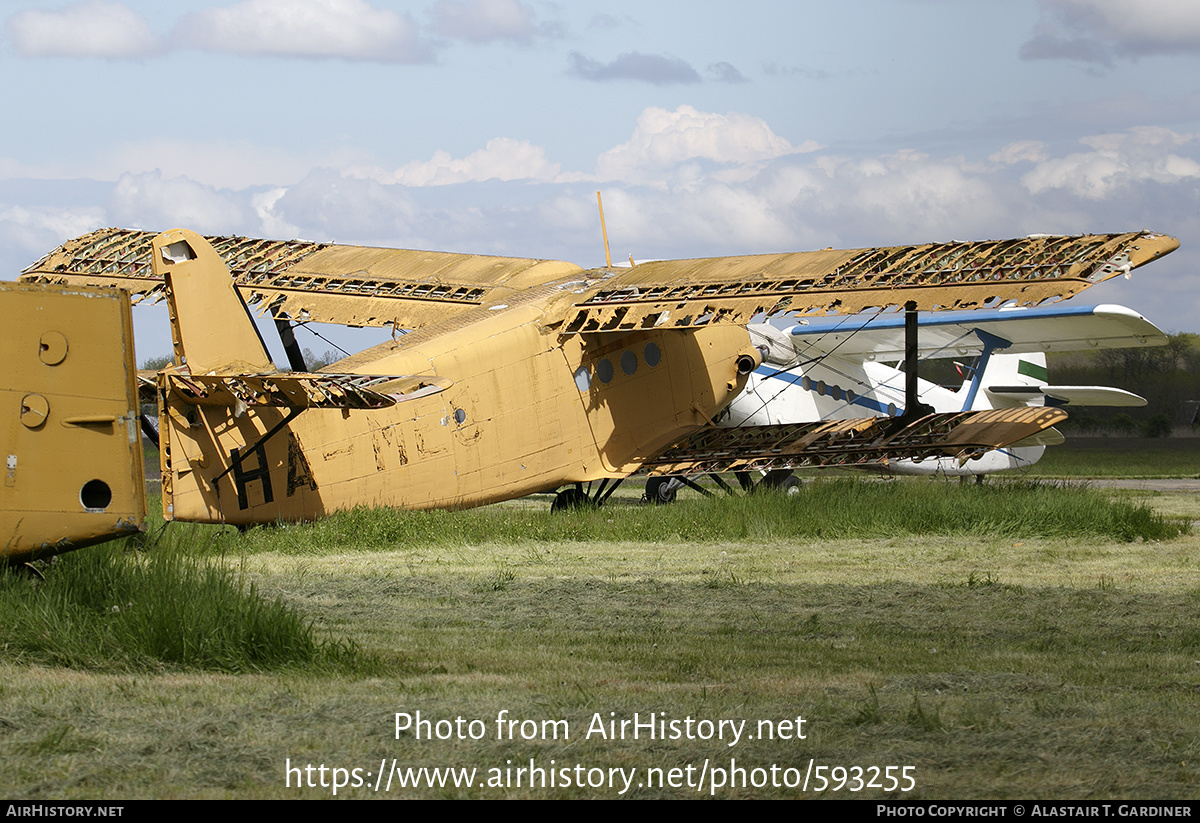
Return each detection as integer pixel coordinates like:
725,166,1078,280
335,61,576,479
596,191,612,268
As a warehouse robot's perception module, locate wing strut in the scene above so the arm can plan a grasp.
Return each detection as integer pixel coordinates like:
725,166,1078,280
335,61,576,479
903,301,933,419
272,310,309,373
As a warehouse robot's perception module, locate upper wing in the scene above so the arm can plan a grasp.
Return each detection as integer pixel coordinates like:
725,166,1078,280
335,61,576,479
559,232,1177,332
771,303,1167,363
20,228,584,329
22,228,1177,333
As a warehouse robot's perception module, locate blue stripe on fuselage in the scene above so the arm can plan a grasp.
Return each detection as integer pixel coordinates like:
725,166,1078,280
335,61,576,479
755,366,897,415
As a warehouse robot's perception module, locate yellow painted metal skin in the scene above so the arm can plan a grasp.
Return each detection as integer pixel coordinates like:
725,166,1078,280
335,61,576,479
154,228,756,524
1,282,145,562
5,226,1181,544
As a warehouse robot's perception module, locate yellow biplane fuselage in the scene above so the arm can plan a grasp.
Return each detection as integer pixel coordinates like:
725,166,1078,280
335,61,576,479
158,241,757,525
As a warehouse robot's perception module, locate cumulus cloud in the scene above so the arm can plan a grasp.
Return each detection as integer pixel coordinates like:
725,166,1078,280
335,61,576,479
107,171,252,234
349,138,562,186
177,0,432,62
0,205,104,265
102,138,319,190
266,168,419,243
989,141,1050,166
594,105,820,186
1021,127,1200,198
1021,0,1200,65
567,51,701,85
429,0,562,44
6,1,162,59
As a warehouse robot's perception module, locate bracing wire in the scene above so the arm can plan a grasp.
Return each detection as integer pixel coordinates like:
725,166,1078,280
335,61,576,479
729,311,890,426
292,321,353,359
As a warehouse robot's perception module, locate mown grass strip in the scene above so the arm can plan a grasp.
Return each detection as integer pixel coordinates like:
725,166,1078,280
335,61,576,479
1027,437,1200,478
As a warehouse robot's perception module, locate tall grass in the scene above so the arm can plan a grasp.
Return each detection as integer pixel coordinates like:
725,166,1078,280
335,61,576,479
236,478,1186,554
0,525,372,673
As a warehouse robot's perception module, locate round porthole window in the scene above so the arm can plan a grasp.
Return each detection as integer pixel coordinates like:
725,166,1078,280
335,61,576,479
597,359,614,384
621,350,637,375
644,342,661,367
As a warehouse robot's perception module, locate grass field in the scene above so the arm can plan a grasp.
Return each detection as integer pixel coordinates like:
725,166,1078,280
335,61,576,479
1027,436,1200,478
2,475,1199,800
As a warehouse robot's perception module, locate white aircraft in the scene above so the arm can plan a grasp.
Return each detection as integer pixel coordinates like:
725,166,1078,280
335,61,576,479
645,304,1165,501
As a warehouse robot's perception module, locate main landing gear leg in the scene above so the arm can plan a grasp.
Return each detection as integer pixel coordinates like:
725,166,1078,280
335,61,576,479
645,470,800,504
551,478,625,512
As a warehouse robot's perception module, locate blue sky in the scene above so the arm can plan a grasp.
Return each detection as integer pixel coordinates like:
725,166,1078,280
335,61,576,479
3,0,1199,361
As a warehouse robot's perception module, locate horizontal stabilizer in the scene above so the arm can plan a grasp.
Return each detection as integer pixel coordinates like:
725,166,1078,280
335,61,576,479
986,385,1147,407
164,371,451,410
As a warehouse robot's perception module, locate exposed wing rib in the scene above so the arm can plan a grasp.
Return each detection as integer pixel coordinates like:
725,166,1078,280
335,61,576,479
20,228,583,329
163,371,450,410
23,229,1177,334
561,232,1177,332
643,408,1066,474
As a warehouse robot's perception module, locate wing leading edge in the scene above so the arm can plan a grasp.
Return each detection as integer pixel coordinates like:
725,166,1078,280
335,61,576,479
21,229,1178,333
779,303,1167,362
560,232,1177,332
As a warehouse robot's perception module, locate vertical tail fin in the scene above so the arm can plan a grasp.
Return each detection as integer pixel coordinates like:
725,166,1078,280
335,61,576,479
152,228,274,374
968,352,1047,410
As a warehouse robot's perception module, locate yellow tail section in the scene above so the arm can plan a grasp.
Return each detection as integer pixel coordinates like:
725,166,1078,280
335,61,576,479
153,228,274,374
1,282,146,562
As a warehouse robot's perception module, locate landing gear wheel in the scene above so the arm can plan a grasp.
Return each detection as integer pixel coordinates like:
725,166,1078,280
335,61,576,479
759,470,800,496
551,486,592,512
644,476,678,504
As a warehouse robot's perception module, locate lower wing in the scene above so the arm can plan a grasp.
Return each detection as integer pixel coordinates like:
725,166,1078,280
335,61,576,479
643,408,1066,474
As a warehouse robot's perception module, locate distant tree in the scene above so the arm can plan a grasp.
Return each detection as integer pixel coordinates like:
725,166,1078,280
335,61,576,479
1048,332,1200,435
302,348,343,371
139,354,173,371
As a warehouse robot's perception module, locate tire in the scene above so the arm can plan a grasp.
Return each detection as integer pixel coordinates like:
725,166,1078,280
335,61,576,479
644,476,678,504
551,487,591,512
